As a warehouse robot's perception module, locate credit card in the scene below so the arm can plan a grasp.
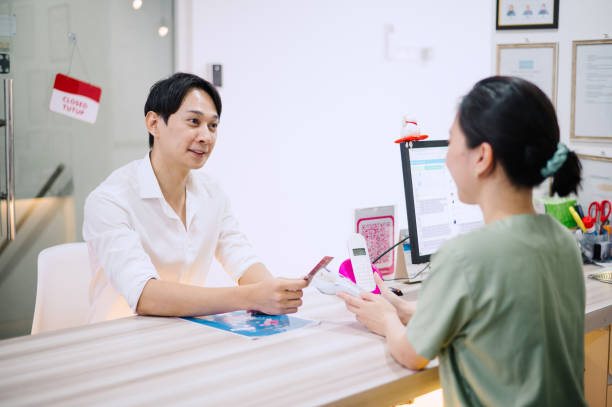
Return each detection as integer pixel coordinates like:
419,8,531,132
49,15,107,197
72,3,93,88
304,256,334,282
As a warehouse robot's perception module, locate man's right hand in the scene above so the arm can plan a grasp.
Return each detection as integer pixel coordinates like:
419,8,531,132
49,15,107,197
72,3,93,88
247,277,308,315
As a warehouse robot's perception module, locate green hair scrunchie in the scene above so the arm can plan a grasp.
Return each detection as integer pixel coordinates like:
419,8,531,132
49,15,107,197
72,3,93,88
540,142,568,178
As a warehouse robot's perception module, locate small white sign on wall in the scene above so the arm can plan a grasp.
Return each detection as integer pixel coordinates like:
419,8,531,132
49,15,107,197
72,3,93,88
49,73,102,124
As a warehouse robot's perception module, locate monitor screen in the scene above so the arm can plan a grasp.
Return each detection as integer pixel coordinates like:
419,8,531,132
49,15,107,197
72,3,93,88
400,140,484,264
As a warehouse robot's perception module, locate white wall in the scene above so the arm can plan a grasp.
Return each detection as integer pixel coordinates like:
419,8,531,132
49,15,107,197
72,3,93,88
178,0,493,282
493,0,612,158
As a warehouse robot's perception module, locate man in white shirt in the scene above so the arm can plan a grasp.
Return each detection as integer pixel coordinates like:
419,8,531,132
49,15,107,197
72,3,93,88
83,73,306,323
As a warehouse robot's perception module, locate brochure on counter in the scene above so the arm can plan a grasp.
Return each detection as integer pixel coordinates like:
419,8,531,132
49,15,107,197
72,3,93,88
183,311,319,339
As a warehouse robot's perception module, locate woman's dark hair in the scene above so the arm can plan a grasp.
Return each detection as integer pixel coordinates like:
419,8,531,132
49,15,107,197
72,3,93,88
144,72,222,148
458,76,581,197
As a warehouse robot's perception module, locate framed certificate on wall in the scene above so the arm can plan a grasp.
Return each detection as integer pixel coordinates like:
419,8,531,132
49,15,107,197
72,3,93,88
497,43,558,106
576,154,612,209
571,39,612,142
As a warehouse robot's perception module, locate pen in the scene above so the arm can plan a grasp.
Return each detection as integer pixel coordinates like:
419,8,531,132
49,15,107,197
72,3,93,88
390,287,403,296
574,204,585,219
568,206,587,233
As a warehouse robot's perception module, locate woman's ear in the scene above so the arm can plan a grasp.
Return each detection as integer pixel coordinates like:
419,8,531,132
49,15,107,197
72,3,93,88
474,142,495,177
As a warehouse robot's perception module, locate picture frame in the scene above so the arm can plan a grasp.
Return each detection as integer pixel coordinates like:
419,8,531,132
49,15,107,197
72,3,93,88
496,0,559,30
571,39,612,142
576,154,612,209
497,42,558,106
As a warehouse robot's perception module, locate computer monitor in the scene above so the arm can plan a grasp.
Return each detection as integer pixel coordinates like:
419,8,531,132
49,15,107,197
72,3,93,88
400,140,484,264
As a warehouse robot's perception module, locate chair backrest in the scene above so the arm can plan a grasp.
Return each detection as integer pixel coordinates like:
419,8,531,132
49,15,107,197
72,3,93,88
31,242,91,334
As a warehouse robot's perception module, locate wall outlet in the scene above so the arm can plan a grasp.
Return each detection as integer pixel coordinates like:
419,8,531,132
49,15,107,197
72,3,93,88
211,64,222,87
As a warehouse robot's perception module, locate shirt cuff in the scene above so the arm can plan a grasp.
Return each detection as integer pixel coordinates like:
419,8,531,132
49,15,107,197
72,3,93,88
127,273,160,312
231,257,263,282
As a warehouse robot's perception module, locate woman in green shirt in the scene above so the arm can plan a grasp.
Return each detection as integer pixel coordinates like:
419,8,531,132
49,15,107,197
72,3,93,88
338,76,586,406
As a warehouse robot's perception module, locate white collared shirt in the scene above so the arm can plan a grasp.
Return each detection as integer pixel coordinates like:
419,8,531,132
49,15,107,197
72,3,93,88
82,154,260,323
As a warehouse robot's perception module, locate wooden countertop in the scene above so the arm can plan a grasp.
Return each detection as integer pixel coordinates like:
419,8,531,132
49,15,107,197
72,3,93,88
584,264,612,333
0,290,439,407
0,264,610,406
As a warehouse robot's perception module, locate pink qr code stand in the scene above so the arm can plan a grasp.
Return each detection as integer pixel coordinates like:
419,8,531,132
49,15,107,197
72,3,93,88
355,206,395,276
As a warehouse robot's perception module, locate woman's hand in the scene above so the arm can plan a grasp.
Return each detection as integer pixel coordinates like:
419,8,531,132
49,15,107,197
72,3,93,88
338,274,430,370
373,274,417,325
337,276,401,337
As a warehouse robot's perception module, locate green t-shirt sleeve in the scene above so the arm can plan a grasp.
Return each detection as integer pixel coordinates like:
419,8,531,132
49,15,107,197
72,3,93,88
405,241,475,360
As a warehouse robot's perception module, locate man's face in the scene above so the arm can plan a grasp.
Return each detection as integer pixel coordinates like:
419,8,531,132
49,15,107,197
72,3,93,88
151,88,219,170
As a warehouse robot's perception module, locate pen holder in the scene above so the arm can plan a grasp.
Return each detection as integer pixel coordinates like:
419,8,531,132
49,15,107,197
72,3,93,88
579,233,610,260
338,259,382,294
544,197,577,228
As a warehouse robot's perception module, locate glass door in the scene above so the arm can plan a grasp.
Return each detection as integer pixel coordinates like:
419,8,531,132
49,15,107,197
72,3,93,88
0,0,174,339
0,77,10,241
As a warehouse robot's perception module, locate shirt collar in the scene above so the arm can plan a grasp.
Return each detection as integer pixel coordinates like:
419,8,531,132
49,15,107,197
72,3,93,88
138,153,164,199
138,153,212,201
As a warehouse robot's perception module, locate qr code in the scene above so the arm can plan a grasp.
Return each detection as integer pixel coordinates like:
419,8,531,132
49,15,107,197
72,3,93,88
358,217,394,272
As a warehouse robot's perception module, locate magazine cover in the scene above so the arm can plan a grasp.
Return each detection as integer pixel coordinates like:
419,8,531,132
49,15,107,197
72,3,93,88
183,311,319,339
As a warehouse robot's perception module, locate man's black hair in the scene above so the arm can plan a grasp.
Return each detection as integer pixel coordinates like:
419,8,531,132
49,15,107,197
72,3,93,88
144,72,222,148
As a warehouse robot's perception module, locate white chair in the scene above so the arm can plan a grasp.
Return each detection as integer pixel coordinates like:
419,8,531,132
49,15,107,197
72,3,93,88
31,242,91,334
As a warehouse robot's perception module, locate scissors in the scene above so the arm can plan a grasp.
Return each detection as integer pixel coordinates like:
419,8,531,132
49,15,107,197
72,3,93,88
588,200,611,229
